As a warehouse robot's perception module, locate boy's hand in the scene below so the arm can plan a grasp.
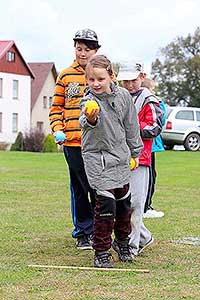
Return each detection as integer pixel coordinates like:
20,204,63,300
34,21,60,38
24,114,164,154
53,131,66,145
134,157,139,168
130,157,139,170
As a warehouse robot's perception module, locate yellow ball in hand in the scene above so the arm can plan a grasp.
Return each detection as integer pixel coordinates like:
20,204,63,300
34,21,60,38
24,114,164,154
84,100,99,114
130,158,136,170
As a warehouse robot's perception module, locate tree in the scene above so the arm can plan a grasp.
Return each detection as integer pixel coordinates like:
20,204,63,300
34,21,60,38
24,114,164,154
151,27,200,107
10,132,24,151
112,62,120,76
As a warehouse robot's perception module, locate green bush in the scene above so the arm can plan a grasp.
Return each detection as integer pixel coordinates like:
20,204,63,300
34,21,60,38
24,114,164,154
43,134,57,152
10,132,24,151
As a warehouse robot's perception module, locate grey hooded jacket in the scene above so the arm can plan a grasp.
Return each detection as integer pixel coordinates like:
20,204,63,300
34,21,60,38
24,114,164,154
79,83,143,191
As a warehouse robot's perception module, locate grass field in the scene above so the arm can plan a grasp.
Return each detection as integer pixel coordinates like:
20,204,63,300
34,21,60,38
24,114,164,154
0,150,199,300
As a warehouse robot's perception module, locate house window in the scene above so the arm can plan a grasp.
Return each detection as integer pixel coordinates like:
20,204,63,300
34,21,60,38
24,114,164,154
37,121,44,131
43,96,47,108
12,113,18,132
0,112,2,132
0,78,2,97
13,80,19,99
49,96,52,108
7,51,15,62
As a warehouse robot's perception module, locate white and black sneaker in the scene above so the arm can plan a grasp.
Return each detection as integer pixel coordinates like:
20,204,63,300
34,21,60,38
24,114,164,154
94,251,113,268
76,236,93,250
112,239,133,263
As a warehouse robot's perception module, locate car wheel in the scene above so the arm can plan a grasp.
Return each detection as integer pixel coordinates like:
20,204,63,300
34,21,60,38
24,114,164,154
184,133,200,151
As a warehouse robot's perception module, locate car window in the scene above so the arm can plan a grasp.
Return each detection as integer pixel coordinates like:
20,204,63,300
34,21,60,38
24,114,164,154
196,111,200,121
175,110,194,121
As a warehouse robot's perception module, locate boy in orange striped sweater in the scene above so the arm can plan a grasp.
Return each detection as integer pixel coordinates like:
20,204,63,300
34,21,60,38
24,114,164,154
49,29,101,249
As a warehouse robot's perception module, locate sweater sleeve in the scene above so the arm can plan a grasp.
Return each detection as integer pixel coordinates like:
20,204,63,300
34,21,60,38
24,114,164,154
49,73,65,132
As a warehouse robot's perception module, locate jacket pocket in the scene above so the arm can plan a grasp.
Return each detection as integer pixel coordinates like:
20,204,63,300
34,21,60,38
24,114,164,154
83,152,103,176
102,150,120,169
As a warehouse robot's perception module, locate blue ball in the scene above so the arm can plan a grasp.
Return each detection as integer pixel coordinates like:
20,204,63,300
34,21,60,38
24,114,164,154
55,131,65,142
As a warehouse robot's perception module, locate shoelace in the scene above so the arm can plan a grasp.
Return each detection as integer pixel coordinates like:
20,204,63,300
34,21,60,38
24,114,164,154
99,253,111,263
119,244,130,256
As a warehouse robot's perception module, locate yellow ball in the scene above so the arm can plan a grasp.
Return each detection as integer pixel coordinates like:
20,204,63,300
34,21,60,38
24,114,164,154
84,100,99,114
130,158,136,170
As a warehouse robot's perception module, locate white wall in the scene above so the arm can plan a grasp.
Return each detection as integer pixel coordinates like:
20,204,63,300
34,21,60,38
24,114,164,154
0,72,31,145
31,71,55,135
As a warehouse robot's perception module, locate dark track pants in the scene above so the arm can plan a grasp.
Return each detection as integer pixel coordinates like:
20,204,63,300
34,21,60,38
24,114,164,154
144,152,156,212
93,183,131,252
63,146,95,238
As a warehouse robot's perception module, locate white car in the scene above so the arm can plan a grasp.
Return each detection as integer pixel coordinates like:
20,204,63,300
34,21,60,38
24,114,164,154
161,106,200,151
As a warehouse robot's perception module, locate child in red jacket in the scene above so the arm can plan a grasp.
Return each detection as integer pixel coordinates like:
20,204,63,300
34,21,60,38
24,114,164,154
117,61,163,257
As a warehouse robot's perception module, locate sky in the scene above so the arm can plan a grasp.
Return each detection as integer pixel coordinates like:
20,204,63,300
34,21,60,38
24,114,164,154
1,0,200,74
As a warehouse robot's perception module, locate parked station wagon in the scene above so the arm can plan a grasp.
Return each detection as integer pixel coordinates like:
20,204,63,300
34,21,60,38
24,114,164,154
161,106,200,151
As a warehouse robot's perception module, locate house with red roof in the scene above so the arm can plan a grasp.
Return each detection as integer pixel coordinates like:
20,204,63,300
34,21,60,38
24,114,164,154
28,62,57,135
0,40,58,148
0,40,34,148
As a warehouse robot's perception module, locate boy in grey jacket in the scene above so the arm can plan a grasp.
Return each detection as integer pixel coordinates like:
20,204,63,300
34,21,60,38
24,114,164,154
79,55,143,268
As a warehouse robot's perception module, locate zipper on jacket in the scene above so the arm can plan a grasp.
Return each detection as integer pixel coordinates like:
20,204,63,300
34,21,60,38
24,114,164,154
101,153,105,170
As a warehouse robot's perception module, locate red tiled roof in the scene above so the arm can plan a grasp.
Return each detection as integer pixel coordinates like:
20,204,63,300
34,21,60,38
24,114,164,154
0,40,14,59
28,62,57,109
0,40,34,78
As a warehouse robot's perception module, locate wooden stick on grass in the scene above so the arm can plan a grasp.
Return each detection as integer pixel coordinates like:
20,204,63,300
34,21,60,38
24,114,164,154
28,264,149,273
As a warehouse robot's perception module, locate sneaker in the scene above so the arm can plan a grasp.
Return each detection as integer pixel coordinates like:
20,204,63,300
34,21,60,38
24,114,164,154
94,251,113,268
129,246,138,257
76,236,93,250
143,208,164,218
138,236,154,254
112,239,133,263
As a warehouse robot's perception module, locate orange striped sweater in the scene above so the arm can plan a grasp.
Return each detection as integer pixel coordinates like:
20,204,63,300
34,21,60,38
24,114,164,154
49,60,87,147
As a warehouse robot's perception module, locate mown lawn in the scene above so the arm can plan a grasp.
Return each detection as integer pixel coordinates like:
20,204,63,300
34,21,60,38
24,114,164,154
0,150,199,300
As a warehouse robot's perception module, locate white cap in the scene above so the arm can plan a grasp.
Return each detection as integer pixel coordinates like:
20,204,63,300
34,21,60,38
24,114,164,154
117,60,144,80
